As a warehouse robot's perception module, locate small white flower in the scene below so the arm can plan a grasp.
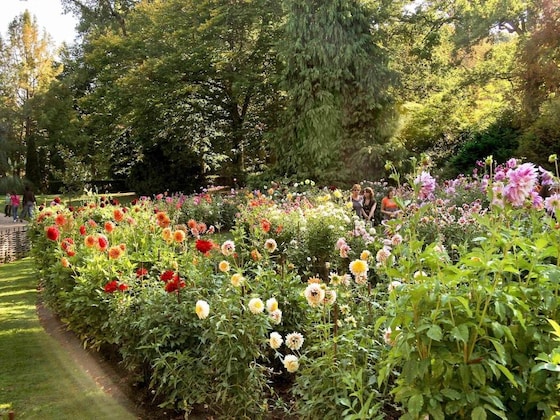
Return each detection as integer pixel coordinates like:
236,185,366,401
195,300,210,319
413,271,427,279
269,332,283,349
248,297,265,314
266,297,279,313
269,309,282,324
283,354,299,373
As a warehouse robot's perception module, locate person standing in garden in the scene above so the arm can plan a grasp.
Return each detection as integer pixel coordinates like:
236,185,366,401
381,187,400,220
10,191,20,222
349,184,363,217
4,192,11,218
361,187,377,225
20,185,36,220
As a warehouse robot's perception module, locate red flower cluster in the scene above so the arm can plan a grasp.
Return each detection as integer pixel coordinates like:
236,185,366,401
136,267,148,278
159,270,185,293
46,226,60,241
195,239,213,254
61,237,76,256
103,279,129,293
160,270,175,282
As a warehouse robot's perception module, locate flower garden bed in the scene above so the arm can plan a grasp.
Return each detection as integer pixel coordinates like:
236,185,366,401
28,159,560,419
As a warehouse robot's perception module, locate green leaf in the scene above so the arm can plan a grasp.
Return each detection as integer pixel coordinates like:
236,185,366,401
495,364,518,388
427,324,443,341
532,362,560,373
451,324,469,343
471,406,487,420
408,394,424,416
441,388,462,400
455,297,473,317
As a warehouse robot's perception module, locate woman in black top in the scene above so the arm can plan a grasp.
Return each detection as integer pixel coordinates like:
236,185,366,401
361,187,377,224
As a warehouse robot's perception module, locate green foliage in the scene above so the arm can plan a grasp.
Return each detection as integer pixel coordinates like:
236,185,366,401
517,97,560,169
378,207,560,419
275,0,396,182
0,176,24,195
446,112,520,178
27,165,560,418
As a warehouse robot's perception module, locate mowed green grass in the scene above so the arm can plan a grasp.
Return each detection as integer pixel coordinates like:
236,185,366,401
0,259,136,420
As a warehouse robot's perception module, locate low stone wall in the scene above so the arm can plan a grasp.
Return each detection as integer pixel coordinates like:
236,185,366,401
0,226,30,263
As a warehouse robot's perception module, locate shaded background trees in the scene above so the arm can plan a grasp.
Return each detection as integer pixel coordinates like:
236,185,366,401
0,0,558,194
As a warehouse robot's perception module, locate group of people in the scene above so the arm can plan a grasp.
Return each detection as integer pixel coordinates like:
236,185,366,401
349,184,401,224
4,186,36,223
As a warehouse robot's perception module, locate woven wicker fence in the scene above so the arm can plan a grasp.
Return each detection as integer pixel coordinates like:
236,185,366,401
0,226,30,264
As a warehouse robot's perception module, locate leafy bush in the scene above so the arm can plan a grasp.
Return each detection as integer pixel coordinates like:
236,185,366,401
27,160,560,419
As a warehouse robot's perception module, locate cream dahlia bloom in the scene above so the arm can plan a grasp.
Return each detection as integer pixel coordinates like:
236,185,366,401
266,297,279,313
324,289,337,305
360,250,371,261
391,234,403,246
269,309,282,324
220,240,235,256
218,260,230,272
248,297,265,314
283,354,300,373
285,332,305,351
376,247,391,264
195,300,210,319
231,273,244,287
304,283,325,307
269,332,283,349
355,273,368,285
264,238,277,253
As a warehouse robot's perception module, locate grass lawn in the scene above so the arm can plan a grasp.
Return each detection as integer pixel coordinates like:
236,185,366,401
0,259,137,420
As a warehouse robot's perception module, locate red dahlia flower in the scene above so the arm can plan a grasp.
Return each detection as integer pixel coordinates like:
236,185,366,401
113,208,124,222
164,275,185,293
260,219,271,233
97,235,109,251
46,226,60,241
160,270,175,282
195,239,213,254
61,237,74,250
104,280,119,293
136,267,148,277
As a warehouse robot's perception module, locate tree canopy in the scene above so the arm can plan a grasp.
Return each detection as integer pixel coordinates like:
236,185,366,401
0,0,558,193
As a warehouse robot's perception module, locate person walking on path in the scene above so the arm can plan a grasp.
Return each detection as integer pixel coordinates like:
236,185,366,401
4,192,11,218
20,185,36,220
10,191,20,222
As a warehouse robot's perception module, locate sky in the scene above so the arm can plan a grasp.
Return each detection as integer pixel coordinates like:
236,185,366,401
1,0,78,46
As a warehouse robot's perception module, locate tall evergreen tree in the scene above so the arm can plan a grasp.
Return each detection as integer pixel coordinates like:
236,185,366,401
275,0,396,183
0,11,60,185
